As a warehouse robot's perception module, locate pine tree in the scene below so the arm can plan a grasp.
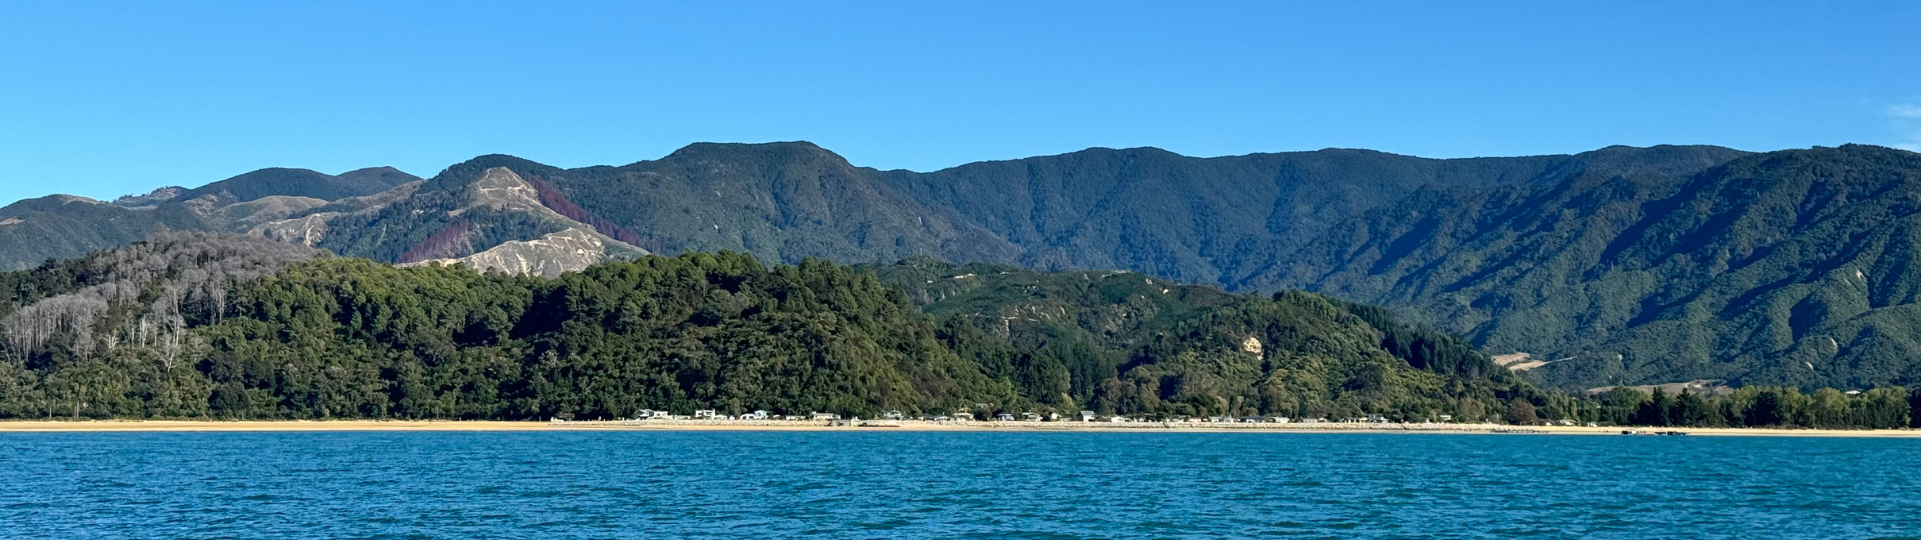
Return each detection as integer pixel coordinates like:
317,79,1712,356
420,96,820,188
1634,388,1673,426
1909,387,1921,429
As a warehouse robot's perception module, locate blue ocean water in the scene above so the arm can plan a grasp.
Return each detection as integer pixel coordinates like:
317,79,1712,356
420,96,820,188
1,431,1917,539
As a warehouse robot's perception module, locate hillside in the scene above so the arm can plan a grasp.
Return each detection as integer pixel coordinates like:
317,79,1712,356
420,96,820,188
0,142,1742,281
0,167,420,270
521,142,1743,285
866,257,1541,418
0,240,1534,421
289,164,650,277
175,166,418,204
0,196,210,269
1261,145,1921,390
12,142,1921,391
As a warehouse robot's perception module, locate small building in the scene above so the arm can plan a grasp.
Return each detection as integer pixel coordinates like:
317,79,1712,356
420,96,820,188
1109,416,1130,423
693,410,719,420
882,410,904,420
739,410,770,420
811,412,841,421
1079,410,1097,422
996,413,1016,421
1022,412,1042,422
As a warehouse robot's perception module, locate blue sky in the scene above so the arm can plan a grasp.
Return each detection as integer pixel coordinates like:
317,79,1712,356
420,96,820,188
2,1,1918,204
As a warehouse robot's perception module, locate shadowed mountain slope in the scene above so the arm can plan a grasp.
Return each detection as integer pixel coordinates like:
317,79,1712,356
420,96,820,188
1260,145,1921,390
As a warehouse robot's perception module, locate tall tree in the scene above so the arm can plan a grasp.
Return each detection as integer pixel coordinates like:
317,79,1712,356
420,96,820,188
1504,398,1539,425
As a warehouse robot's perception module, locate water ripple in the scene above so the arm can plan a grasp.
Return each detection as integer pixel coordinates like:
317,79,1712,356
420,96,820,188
0,432,1917,539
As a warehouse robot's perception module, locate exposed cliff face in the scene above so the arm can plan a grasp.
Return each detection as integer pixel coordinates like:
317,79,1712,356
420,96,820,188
406,228,620,278
462,167,548,215
246,181,426,247
251,213,334,246
279,167,650,276
211,196,330,231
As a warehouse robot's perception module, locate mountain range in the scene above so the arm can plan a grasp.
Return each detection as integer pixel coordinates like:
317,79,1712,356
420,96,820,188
4,141,1918,392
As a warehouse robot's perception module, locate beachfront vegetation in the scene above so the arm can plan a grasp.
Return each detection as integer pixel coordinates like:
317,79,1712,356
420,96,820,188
0,236,1915,430
0,237,1540,422
1586,385,1914,430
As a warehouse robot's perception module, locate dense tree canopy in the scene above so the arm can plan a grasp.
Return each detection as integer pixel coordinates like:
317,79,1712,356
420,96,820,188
0,240,1541,422
0,238,1912,429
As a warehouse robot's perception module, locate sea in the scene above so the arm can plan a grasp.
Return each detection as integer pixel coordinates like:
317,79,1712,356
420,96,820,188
1,431,1916,539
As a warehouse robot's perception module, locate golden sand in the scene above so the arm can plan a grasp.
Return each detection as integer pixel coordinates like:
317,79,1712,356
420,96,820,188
1,419,1917,437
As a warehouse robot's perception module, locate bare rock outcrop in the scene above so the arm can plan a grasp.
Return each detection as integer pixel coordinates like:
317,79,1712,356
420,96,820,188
405,228,614,278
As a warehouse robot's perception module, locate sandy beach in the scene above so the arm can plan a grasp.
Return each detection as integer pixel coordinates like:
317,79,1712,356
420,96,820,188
2,419,1918,437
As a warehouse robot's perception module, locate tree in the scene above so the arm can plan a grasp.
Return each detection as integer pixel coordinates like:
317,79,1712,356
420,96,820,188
1456,398,1487,423
1673,390,1717,427
1634,388,1673,426
0,360,44,418
1749,389,1785,427
43,361,130,418
1598,387,1649,425
1810,388,1851,427
1910,387,1921,429
1504,398,1538,425
209,383,249,419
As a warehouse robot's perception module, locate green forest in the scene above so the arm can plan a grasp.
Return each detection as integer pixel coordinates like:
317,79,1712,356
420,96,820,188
0,235,1915,429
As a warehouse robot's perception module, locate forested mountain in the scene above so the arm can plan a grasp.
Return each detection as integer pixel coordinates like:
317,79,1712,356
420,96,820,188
1263,145,1921,391
0,196,209,270
0,167,419,270
9,141,1921,393
0,239,1536,422
874,144,1742,285
174,166,417,204
1,142,1743,281
501,142,1742,286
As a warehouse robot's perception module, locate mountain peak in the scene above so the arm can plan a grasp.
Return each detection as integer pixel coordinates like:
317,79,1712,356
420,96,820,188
659,141,849,166
180,166,415,203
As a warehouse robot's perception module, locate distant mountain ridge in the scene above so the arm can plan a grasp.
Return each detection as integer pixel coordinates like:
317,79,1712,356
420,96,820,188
0,166,419,269
11,141,1921,392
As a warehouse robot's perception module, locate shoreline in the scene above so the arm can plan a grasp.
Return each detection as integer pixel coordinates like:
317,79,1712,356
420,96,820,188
1,419,1917,438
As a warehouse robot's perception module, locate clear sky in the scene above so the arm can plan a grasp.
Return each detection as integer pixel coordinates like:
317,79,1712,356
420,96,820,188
2,1,1919,204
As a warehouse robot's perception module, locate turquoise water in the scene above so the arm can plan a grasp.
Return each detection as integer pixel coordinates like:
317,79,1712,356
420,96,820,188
2,432,1917,539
